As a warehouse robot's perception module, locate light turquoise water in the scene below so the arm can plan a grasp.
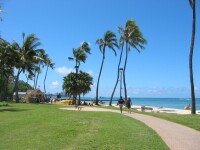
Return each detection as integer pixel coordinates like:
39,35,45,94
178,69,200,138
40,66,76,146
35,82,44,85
108,98,200,110
62,97,200,110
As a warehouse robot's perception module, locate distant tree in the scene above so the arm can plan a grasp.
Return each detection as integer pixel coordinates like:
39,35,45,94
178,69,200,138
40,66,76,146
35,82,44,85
188,0,196,114
18,80,33,92
96,31,118,105
118,19,146,100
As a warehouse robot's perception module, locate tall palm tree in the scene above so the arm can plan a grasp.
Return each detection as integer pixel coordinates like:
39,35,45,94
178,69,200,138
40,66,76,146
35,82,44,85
96,31,118,105
188,0,196,114
33,49,48,89
43,58,55,94
12,33,42,102
68,42,91,104
110,40,124,106
119,20,146,100
68,42,91,74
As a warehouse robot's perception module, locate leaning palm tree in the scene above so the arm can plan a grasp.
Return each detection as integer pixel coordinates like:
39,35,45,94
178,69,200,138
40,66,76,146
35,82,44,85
110,40,124,106
33,49,48,89
43,58,55,94
119,20,147,101
12,33,42,102
188,0,196,114
96,31,118,105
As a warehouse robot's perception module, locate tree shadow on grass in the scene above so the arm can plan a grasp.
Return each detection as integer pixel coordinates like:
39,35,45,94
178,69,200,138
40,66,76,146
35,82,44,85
0,106,30,112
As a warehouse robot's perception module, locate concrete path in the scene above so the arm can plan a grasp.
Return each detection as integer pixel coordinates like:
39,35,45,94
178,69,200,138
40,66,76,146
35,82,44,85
60,107,200,150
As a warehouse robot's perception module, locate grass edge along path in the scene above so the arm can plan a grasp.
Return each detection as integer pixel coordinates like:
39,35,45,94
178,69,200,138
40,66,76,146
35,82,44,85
0,103,169,150
96,105,200,131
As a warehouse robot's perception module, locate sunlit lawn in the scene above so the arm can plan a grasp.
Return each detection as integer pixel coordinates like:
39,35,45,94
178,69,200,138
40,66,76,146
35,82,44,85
0,103,168,150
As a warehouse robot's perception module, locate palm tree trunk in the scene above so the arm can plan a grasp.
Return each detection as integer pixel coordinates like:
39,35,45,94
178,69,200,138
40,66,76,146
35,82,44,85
35,65,41,89
123,42,128,101
44,66,49,94
110,44,124,106
78,94,81,105
189,0,196,114
35,72,40,89
96,47,105,105
13,69,21,103
33,70,36,89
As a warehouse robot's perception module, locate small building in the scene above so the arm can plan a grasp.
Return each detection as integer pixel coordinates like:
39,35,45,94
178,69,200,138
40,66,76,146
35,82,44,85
13,92,27,100
24,89,44,103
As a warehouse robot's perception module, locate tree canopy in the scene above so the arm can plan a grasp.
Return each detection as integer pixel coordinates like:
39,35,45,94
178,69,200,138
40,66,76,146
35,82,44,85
62,71,93,98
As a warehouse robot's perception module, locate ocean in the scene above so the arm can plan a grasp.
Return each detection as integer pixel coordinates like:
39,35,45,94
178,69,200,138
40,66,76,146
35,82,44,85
74,97,200,110
60,96,200,110
127,98,200,110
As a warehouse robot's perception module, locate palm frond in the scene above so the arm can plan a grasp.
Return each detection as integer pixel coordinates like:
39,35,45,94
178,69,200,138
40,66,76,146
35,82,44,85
68,57,74,61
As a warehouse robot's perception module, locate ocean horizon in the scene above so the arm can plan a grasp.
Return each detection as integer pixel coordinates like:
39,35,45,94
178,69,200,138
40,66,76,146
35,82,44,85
61,97,200,110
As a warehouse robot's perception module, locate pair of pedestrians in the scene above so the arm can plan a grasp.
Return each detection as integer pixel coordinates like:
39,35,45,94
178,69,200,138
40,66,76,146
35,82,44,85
118,96,132,113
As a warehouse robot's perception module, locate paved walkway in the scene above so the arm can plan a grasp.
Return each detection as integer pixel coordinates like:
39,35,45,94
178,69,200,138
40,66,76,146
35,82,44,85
60,107,200,150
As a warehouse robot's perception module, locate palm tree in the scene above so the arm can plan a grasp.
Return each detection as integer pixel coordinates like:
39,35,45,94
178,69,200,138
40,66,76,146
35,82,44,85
110,40,124,106
68,42,91,104
68,42,91,74
96,31,118,105
119,20,146,100
33,49,48,89
188,0,196,114
12,33,42,102
43,58,55,94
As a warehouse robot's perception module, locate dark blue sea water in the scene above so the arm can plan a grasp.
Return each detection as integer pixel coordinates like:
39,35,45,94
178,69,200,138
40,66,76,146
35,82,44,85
61,97,200,110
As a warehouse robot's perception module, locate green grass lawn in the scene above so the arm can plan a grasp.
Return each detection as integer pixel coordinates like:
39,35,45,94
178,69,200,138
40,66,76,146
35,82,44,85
0,103,169,150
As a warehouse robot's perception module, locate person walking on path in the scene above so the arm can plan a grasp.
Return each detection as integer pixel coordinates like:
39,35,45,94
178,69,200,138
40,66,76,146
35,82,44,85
126,97,132,113
118,96,125,113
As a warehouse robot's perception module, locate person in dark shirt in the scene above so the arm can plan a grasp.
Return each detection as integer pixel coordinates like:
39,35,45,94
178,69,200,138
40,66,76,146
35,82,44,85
118,96,125,113
126,97,132,113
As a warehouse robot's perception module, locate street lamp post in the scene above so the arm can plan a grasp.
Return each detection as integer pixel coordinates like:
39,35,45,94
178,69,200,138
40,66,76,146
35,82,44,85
74,65,79,105
119,68,123,98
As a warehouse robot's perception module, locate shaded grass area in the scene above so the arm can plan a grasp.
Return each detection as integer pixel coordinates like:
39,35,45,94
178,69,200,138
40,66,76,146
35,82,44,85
97,105,200,131
0,104,169,150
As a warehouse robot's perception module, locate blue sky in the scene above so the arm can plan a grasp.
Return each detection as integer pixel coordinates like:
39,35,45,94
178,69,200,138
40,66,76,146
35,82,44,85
1,0,200,98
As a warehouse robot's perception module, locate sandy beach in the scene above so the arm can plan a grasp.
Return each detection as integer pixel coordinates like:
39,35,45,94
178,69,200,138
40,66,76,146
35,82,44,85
131,105,197,114
104,104,200,115
59,102,200,114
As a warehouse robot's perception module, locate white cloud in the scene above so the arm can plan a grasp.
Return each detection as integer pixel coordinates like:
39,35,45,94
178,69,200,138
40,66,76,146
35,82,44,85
56,67,74,75
50,81,59,89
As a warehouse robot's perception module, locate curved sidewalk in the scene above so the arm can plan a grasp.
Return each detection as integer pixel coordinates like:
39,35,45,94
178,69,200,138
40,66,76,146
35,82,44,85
124,113,200,150
60,107,200,150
